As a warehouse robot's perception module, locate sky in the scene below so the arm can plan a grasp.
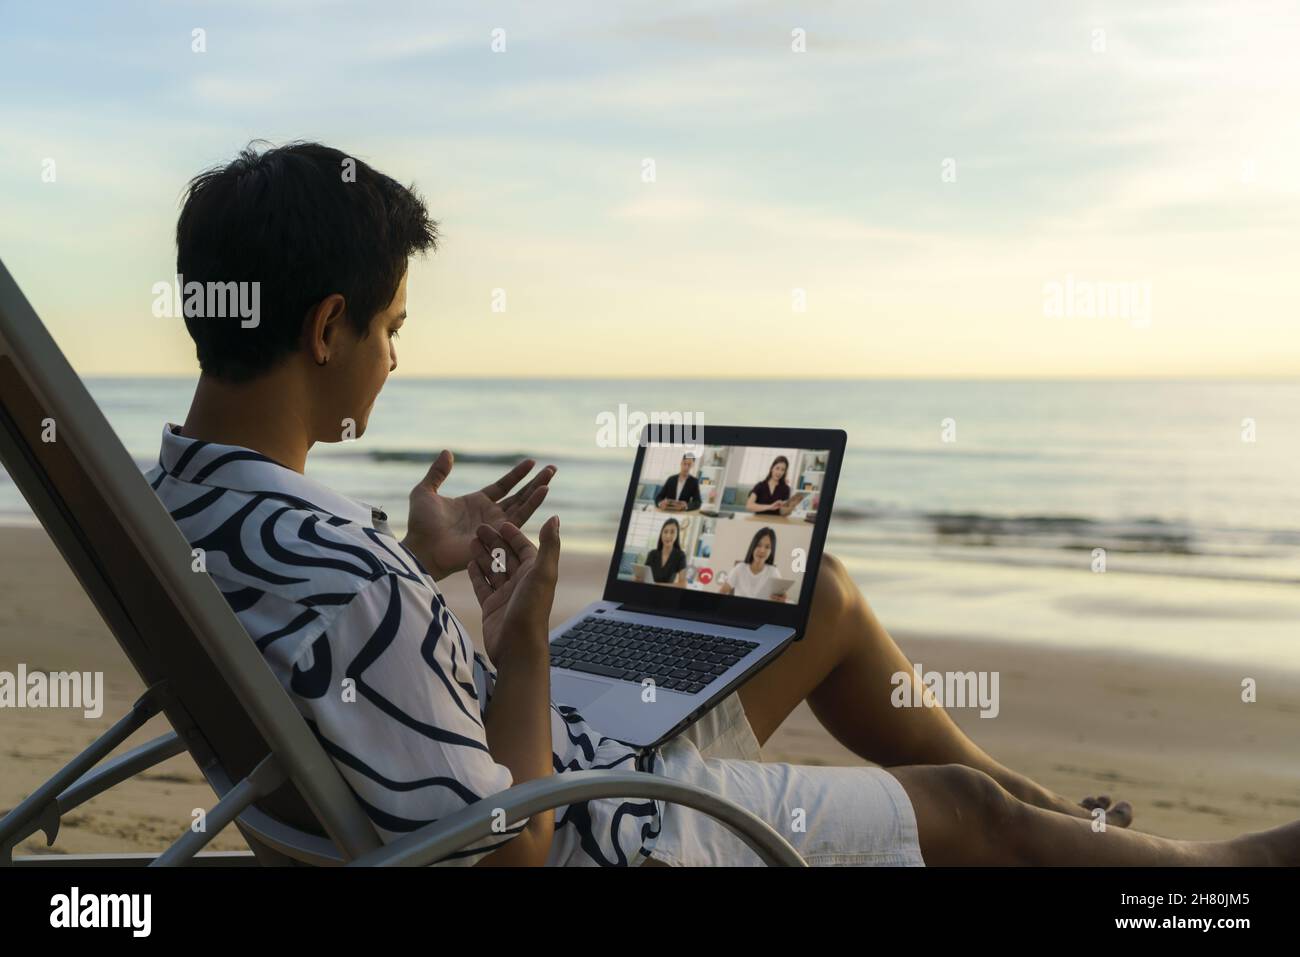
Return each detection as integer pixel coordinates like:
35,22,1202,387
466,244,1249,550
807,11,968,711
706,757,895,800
1,0,1298,378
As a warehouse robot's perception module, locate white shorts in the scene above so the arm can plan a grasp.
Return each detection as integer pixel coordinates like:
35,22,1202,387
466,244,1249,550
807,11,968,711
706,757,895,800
646,693,925,867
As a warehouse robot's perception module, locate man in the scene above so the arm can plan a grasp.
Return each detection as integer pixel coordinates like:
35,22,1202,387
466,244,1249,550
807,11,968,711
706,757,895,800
654,453,702,511
148,141,1298,866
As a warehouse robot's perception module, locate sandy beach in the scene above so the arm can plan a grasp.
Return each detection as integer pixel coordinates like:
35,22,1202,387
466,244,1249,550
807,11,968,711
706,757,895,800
2,524,1298,858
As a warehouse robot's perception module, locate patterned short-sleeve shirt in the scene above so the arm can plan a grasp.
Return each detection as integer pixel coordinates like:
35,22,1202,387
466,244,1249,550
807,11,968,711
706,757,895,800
146,425,661,865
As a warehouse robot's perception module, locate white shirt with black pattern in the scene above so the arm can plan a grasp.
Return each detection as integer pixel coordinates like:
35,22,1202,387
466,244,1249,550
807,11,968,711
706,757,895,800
146,424,661,866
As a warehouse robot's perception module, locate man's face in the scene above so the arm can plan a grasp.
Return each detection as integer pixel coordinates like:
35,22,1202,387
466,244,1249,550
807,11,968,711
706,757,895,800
322,269,407,441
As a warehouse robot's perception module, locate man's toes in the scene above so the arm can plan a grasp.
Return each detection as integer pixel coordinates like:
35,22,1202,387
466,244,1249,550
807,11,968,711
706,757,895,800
1081,796,1134,827
1109,801,1135,828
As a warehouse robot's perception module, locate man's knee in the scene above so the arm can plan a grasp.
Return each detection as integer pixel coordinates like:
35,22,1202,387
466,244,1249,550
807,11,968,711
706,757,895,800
935,764,1013,815
894,763,1021,864
933,764,1029,860
813,552,858,619
899,763,1025,862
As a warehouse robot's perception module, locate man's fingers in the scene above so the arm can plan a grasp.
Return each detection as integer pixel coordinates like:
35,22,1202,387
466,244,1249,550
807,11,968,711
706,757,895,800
504,484,550,525
466,559,496,605
497,522,539,566
473,523,508,553
510,464,557,503
474,521,554,586
468,538,500,586
480,459,536,501
499,465,557,519
536,516,561,575
472,527,516,583
468,559,516,611
419,449,455,493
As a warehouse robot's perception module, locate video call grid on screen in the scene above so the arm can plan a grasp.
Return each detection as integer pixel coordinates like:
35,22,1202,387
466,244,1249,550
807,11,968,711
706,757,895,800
616,442,832,605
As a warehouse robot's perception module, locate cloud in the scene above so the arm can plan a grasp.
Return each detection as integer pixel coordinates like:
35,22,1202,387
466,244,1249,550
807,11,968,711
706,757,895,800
1,0,1298,375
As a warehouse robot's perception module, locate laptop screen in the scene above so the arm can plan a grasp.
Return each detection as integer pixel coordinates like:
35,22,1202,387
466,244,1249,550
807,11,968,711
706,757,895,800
604,425,845,631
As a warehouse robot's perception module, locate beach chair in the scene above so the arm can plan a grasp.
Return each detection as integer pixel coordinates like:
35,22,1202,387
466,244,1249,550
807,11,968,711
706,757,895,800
0,259,805,867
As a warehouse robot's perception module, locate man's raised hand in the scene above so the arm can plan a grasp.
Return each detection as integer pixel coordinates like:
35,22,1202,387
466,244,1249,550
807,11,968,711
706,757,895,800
468,517,561,663
403,450,556,580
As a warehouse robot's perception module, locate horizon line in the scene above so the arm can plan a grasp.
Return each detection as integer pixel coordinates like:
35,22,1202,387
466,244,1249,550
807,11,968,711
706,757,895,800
79,372,1300,383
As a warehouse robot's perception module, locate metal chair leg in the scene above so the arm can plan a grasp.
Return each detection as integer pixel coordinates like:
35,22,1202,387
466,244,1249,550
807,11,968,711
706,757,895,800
0,683,169,863
151,755,285,867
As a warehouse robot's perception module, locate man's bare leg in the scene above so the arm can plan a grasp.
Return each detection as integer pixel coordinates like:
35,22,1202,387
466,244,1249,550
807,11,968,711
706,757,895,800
889,763,1296,865
738,554,1130,825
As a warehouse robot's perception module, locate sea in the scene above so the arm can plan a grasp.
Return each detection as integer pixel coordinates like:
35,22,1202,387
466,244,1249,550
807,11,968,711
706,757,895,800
3,378,1297,672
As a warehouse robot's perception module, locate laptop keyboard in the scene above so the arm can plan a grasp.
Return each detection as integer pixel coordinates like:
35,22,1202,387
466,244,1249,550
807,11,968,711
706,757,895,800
550,616,760,694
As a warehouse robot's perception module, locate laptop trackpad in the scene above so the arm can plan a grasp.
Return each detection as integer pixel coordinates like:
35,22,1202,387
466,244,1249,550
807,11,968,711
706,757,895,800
551,674,613,708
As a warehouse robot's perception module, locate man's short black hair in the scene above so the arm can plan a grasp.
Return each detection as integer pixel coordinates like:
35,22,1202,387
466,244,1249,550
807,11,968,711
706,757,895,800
176,141,438,381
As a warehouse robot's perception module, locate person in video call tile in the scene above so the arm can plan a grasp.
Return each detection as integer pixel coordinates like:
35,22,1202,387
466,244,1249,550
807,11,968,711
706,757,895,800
654,453,701,511
640,517,688,586
719,527,788,602
746,455,796,516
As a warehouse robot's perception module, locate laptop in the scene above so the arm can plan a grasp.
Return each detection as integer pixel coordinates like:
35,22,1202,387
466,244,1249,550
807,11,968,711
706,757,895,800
548,424,846,748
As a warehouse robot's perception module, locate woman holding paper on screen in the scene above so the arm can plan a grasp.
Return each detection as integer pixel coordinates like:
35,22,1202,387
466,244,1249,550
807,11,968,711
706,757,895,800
719,527,788,602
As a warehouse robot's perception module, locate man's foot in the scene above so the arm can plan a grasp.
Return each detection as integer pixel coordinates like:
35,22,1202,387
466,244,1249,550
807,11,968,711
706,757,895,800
1080,793,1135,829
991,770,1136,828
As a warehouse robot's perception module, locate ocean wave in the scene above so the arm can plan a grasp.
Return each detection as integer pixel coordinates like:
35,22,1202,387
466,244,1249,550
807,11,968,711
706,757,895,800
369,449,533,466
827,508,1300,560
330,448,616,468
924,512,1192,551
913,548,1300,586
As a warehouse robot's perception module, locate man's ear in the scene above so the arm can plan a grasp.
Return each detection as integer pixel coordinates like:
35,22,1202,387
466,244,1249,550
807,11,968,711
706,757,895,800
302,294,348,365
